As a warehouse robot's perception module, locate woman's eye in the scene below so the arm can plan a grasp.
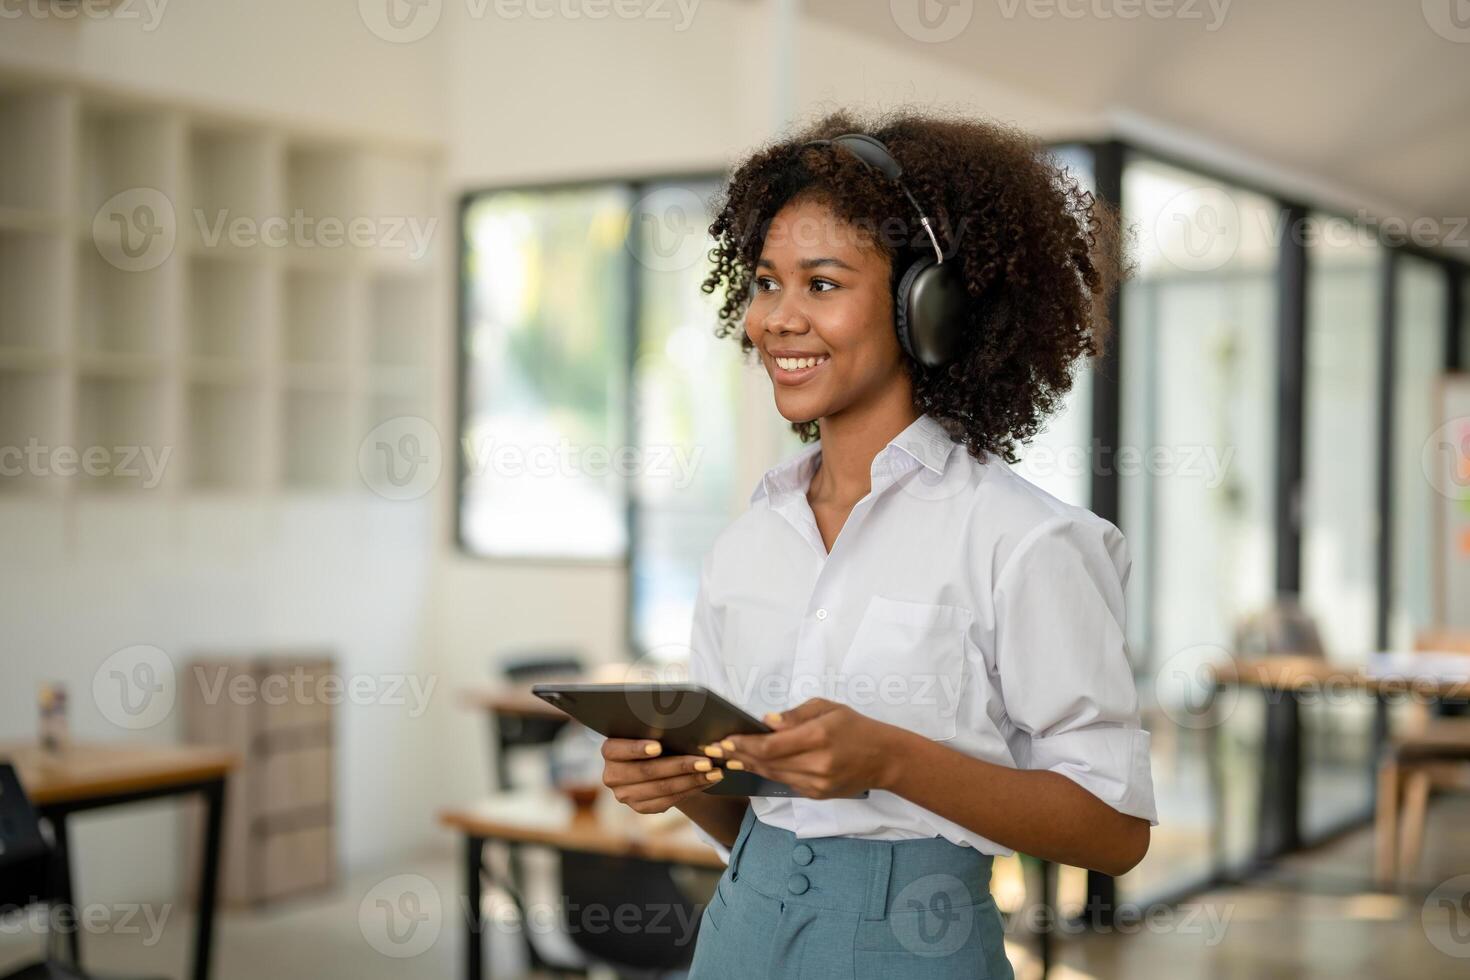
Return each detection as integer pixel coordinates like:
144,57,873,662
753,276,779,293
810,278,838,293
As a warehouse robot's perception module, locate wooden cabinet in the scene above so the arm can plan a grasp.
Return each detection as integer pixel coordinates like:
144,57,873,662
182,654,336,907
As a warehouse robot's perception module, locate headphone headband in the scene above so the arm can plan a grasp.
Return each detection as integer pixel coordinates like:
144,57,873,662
802,133,946,264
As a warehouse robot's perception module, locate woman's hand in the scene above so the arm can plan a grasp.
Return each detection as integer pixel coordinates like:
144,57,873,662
709,698,905,799
600,738,726,814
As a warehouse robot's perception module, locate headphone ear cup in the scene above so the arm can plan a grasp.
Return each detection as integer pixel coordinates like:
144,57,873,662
894,258,930,363
896,256,968,367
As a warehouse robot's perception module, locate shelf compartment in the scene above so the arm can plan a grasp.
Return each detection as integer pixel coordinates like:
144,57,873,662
185,379,266,491
187,254,272,361
188,126,282,256
281,387,354,491
0,227,68,352
286,145,363,217
366,273,428,367
77,106,183,221
0,87,74,216
74,373,172,492
0,367,67,493
76,241,175,356
283,267,358,365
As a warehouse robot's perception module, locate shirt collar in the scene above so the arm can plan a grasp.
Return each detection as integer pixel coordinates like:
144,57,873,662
750,413,957,504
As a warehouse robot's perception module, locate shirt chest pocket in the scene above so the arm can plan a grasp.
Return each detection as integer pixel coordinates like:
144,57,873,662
839,596,972,741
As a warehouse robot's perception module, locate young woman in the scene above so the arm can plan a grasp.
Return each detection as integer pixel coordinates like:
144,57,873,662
599,109,1157,980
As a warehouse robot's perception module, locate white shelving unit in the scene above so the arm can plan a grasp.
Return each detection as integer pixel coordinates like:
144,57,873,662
0,75,441,498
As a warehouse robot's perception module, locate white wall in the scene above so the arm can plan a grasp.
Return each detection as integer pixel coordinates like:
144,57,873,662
0,1,450,906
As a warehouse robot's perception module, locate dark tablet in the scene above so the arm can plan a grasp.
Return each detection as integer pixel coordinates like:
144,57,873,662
532,682,868,799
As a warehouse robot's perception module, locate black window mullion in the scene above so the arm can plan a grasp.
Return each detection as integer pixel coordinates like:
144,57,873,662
1088,139,1126,525
1374,248,1399,650
1274,203,1309,595
1447,262,1464,372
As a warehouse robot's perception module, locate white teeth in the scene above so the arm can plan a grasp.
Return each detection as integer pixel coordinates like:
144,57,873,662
775,355,827,371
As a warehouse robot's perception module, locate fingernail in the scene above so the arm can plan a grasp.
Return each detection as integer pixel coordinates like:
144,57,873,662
703,745,724,758
726,760,745,771
720,739,736,751
764,712,781,724
643,742,661,756
695,759,712,772
705,770,724,781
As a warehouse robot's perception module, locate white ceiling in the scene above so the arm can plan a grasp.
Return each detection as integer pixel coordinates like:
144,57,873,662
803,0,1470,225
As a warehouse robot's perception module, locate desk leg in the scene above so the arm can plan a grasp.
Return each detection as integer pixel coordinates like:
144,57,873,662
191,778,226,980
50,816,82,967
465,836,485,980
1256,689,1303,861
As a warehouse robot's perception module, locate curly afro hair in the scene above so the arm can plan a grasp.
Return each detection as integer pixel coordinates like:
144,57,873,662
701,107,1123,464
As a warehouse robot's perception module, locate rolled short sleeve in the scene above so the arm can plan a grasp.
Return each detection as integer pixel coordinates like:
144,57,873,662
992,516,1158,827
685,553,733,864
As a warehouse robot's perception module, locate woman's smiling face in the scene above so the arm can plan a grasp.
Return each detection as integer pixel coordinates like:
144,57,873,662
744,195,909,428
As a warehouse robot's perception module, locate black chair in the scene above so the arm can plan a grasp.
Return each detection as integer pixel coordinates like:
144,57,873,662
558,852,708,978
481,651,588,976
0,764,167,980
492,650,587,792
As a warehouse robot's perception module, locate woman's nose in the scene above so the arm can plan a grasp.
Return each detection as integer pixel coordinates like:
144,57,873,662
762,297,810,336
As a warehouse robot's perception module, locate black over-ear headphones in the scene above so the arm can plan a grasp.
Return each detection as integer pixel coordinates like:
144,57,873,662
801,133,969,368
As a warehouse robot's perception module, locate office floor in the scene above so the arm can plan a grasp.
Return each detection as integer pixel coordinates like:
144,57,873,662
2,794,1466,980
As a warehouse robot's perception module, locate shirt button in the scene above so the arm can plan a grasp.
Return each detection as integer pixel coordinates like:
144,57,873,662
787,873,810,895
815,608,828,621
791,844,813,866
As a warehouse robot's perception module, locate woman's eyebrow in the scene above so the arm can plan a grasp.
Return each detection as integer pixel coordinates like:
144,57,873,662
755,256,858,271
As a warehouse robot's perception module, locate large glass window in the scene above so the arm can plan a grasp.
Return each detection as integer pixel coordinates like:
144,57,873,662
1118,157,1279,897
1389,255,1448,647
1298,219,1382,837
459,186,633,559
630,182,742,652
1121,158,1278,674
1302,225,1381,661
458,177,741,653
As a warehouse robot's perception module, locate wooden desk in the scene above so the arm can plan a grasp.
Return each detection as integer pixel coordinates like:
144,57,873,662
1208,654,1470,870
0,742,237,980
440,790,723,980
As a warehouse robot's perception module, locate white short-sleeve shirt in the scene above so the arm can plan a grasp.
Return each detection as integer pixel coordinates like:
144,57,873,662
686,412,1158,863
